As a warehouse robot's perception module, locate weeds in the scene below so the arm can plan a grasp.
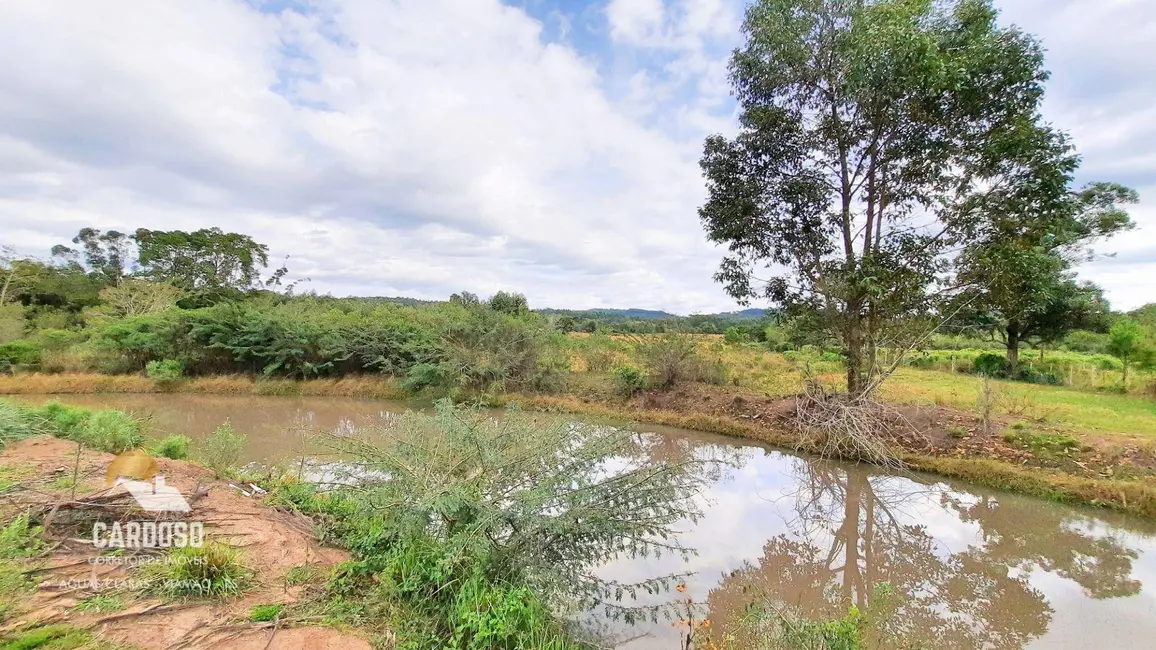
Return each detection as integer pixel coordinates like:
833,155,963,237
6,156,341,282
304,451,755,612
195,421,246,477
249,603,284,622
148,434,191,460
142,542,250,599
74,594,125,614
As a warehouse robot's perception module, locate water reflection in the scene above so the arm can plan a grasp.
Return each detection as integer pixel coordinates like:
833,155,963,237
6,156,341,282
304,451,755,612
12,394,1156,649
705,464,1053,649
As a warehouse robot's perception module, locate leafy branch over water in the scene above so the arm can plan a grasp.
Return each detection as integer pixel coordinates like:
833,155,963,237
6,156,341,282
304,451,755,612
276,401,719,647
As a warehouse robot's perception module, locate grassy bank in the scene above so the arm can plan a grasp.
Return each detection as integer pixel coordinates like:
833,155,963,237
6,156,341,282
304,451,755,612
511,393,1156,519
0,373,407,400
4,367,1156,520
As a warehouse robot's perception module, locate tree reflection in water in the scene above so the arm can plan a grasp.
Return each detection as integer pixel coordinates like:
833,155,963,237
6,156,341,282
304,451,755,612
704,459,1145,649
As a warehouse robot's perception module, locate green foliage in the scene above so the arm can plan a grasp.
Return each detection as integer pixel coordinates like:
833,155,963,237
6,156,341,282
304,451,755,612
196,421,247,477
285,402,705,649
0,624,98,650
143,542,250,599
0,305,25,345
637,334,702,389
76,410,143,454
249,603,284,622
0,514,42,560
149,434,192,460
575,334,621,372
146,359,185,382
612,365,645,396
1107,319,1152,386
973,353,1010,378
0,341,42,373
133,227,283,303
723,326,750,345
486,291,529,316
400,363,451,393
74,595,125,614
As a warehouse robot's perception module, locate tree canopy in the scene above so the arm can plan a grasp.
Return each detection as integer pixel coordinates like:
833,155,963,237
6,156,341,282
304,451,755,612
699,0,1050,395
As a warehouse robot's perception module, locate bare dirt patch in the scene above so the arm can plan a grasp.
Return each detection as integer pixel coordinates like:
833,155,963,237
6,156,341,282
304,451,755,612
0,436,369,650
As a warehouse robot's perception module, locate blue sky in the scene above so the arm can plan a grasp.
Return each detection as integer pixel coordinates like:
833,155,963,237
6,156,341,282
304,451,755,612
0,0,1152,313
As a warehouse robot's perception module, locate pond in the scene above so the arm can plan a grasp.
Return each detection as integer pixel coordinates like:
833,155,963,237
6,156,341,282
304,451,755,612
15,393,1156,649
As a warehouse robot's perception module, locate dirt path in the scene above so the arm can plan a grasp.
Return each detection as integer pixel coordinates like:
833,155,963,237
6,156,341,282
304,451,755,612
0,436,370,650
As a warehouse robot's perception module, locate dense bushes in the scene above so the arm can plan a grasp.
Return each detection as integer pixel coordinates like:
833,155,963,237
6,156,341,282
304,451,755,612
81,298,559,392
0,341,41,373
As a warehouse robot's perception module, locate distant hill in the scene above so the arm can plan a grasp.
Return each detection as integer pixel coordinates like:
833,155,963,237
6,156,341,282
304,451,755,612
540,307,767,320
714,308,767,319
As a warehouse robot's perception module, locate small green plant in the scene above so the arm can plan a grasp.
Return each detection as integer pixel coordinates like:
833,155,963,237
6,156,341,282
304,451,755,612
78,409,143,454
143,542,250,599
146,359,185,390
149,434,192,460
74,594,125,614
611,365,645,396
946,425,969,440
0,513,42,560
249,603,284,622
196,421,247,477
0,401,36,448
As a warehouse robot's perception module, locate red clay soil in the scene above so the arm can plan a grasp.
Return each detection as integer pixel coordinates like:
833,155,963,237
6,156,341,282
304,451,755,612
0,436,370,650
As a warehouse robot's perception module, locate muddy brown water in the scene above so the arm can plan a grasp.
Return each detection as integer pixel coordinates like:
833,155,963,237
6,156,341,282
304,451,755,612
14,393,1156,649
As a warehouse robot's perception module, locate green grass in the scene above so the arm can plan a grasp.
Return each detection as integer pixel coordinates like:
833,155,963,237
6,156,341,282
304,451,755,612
0,624,132,649
249,603,284,622
73,595,125,614
141,542,251,600
880,368,1156,440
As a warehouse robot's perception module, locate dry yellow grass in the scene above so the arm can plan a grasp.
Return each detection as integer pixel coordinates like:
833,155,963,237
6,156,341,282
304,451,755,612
0,373,408,400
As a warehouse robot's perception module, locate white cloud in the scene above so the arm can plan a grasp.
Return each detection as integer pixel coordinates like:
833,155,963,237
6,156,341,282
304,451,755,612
0,0,1152,312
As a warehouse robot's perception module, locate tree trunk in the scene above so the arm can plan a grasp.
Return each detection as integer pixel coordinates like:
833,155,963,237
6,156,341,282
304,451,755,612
1006,322,1021,375
846,312,868,398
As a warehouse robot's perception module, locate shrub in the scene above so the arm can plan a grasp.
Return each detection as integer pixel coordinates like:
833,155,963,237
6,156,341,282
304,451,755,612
637,334,700,389
149,434,192,460
143,542,250,599
146,359,185,381
612,365,645,396
0,305,25,345
723,326,750,345
400,362,451,392
196,421,247,477
973,353,1009,377
78,409,143,454
578,334,618,372
306,402,707,648
0,341,42,373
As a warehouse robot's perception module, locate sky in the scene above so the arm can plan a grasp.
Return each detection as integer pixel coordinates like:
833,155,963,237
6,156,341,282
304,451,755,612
0,0,1153,314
